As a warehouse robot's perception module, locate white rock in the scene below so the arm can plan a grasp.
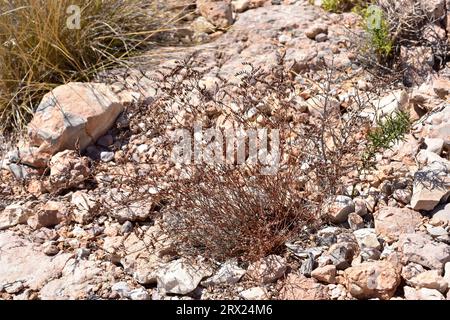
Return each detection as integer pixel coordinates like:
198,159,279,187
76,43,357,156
136,144,149,154
4,282,24,294
380,243,395,259
28,82,125,160
430,203,450,226
408,270,448,293
375,90,409,117
232,0,250,13
111,282,131,297
39,258,115,299
100,151,114,162
404,286,445,300
0,203,33,230
129,288,150,300
0,231,72,292
398,233,450,272
239,286,268,300
425,138,444,155
247,255,286,284
426,225,448,238
392,189,412,204
411,161,450,211
71,191,98,224
353,228,381,250
278,34,291,44
157,259,210,295
444,262,450,288
191,16,216,34
327,196,355,224
416,149,449,166
202,260,246,286
362,90,408,121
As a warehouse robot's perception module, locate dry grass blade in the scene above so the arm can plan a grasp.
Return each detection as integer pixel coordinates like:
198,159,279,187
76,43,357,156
0,0,187,132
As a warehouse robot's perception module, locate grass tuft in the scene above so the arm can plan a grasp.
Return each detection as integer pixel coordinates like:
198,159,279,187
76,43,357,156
0,0,186,131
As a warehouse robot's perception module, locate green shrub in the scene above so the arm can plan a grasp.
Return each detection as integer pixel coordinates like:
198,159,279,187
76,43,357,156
362,110,411,168
322,0,371,13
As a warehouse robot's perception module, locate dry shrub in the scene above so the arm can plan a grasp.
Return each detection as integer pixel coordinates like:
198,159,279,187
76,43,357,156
0,0,189,131
106,53,376,263
165,167,320,262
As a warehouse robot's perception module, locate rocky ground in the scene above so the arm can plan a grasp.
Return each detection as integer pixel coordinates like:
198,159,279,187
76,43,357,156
0,0,449,300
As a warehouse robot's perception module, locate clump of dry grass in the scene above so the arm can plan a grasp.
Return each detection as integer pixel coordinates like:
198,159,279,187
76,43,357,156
0,0,188,131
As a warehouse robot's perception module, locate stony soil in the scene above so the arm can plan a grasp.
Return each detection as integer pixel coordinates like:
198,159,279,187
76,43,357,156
0,0,449,300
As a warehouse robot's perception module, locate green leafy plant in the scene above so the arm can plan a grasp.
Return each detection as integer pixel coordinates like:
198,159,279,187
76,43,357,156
322,0,371,13
362,110,411,168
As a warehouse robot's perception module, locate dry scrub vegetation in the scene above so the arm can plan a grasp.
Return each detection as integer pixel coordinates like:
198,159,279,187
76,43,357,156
93,54,411,263
1,1,417,264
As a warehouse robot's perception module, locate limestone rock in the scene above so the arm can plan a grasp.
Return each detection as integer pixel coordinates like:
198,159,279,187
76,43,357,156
353,228,381,250
404,286,445,300
408,270,448,293
398,233,450,272
420,106,450,151
425,137,444,155
28,201,68,229
202,260,246,286
71,191,99,224
374,207,422,243
156,259,211,295
344,261,401,300
28,83,125,162
279,274,329,300
305,24,328,39
46,150,90,193
197,0,233,29
0,203,33,230
0,231,72,291
232,0,250,12
411,161,450,211
239,286,269,300
327,195,355,224
39,258,115,299
311,265,337,284
192,16,216,34
247,255,286,284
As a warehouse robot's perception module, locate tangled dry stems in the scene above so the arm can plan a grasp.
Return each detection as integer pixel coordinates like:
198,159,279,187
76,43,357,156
88,53,390,263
